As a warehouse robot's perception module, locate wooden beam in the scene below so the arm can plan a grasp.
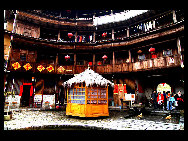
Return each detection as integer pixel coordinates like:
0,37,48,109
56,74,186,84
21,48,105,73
113,51,115,72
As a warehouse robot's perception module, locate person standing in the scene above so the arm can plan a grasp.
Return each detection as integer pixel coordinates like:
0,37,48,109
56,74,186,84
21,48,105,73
175,91,184,110
157,92,164,110
151,90,158,109
167,93,175,111
163,91,167,110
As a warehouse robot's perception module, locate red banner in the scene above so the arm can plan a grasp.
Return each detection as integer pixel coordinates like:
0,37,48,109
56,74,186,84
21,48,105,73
114,84,118,94
19,85,23,96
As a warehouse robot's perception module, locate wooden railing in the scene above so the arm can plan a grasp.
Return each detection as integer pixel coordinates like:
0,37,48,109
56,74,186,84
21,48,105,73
7,55,181,74
132,55,181,72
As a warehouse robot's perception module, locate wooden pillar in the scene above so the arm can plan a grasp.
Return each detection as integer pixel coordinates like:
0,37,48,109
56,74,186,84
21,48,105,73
177,37,184,68
55,53,58,72
112,29,115,40
58,30,61,40
74,53,76,73
177,37,181,55
129,50,131,63
75,31,77,42
113,51,115,72
127,27,129,37
153,20,156,29
93,53,95,70
93,31,96,42
172,10,177,23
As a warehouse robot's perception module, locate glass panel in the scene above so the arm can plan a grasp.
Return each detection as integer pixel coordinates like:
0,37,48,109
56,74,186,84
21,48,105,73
74,88,77,94
98,100,106,104
91,100,97,104
101,89,106,99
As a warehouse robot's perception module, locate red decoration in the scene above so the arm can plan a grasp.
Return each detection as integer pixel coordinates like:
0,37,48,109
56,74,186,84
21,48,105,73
57,66,65,73
161,83,166,86
79,36,83,42
114,84,118,94
102,32,107,37
88,62,92,66
19,83,33,96
23,63,32,71
149,47,155,53
98,61,102,65
102,55,108,60
23,83,32,85
46,65,54,72
65,55,70,61
152,54,157,58
12,62,21,70
124,84,127,94
138,83,144,93
19,85,23,96
37,65,45,72
30,86,33,96
68,33,73,38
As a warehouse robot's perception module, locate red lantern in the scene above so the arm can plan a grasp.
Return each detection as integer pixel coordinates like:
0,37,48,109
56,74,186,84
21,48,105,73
102,33,107,37
66,10,71,13
102,55,108,60
65,55,70,61
98,61,102,65
68,33,73,38
88,62,92,66
149,47,155,53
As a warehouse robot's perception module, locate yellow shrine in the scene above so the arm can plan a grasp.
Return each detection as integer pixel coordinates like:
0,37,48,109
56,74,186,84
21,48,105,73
63,68,114,117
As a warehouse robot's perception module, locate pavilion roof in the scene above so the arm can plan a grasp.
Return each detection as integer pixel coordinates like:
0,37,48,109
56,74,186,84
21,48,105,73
63,67,114,87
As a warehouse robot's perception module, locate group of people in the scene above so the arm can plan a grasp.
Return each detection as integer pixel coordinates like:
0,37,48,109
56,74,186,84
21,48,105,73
151,90,184,111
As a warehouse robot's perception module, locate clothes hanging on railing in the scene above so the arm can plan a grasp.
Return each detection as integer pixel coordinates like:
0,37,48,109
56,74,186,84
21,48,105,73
134,21,154,33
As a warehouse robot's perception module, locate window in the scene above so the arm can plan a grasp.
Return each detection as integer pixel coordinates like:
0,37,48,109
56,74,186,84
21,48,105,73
20,53,26,61
87,87,107,104
68,86,85,104
163,49,172,56
138,54,145,61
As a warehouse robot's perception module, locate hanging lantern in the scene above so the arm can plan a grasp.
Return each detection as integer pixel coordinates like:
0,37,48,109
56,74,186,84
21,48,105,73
88,62,92,66
102,55,108,60
68,33,73,38
65,55,70,61
66,10,71,14
98,61,102,65
102,32,107,37
149,47,155,53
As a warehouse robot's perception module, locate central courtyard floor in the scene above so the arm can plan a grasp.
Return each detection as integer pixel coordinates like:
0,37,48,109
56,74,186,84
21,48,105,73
4,108,184,130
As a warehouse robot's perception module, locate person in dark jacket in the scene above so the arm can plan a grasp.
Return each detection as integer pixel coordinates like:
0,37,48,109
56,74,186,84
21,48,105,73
175,91,184,110
151,90,158,109
163,91,167,110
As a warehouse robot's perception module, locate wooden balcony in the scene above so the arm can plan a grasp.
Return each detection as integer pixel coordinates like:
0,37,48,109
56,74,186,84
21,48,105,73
95,55,181,73
132,55,181,72
7,55,181,75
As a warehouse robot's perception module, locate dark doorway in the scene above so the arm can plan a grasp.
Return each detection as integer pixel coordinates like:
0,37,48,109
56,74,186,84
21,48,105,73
21,85,31,107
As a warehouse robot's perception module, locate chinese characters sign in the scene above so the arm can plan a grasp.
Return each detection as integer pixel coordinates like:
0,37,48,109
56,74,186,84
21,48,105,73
23,63,32,71
12,62,21,70
37,65,45,72
46,65,54,72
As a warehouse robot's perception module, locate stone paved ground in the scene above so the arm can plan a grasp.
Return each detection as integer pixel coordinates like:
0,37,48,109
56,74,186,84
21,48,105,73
4,110,184,130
